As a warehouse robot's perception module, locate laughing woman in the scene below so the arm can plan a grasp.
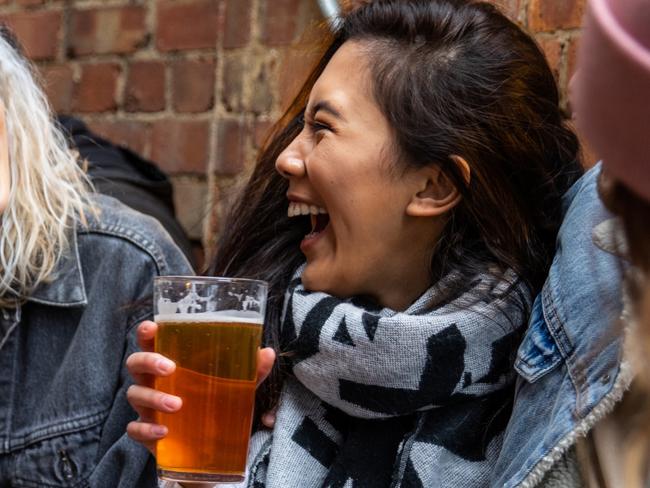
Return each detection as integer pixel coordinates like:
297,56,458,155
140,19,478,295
126,1,582,486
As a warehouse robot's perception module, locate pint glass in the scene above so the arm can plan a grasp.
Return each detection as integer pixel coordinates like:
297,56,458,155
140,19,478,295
153,276,268,483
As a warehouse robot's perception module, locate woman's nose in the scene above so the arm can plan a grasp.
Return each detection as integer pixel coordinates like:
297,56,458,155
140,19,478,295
275,147,306,179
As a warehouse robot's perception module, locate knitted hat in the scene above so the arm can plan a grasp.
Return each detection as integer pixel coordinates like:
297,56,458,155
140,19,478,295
571,0,650,201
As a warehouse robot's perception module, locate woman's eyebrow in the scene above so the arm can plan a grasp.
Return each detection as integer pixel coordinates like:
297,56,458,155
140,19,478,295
309,100,346,122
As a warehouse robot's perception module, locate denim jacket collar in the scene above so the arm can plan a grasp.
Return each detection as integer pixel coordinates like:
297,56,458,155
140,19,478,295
27,227,88,307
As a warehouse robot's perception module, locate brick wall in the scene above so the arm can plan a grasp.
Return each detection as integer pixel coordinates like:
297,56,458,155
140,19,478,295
1,0,588,259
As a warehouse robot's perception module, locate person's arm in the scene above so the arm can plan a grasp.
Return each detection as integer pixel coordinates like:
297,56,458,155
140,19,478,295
88,213,194,487
87,313,159,488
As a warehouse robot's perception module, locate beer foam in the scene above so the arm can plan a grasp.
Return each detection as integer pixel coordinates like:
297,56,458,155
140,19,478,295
154,310,264,324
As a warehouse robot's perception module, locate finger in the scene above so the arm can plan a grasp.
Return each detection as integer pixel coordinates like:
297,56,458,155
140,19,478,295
126,351,176,387
256,347,276,387
127,385,182,420
262,406,278,429
127,420,167,453
136,321,158,352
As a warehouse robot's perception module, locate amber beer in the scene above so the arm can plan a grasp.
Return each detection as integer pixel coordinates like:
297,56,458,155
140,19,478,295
154,314,263,482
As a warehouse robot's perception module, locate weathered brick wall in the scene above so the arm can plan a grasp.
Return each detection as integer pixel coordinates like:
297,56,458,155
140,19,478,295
1,0,587,257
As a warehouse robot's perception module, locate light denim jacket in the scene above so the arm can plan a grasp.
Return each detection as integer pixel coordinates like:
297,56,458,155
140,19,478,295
0,194,192,487
492,164,629,487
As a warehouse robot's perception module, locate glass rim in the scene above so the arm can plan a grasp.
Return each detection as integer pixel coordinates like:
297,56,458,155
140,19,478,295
154,275,268,288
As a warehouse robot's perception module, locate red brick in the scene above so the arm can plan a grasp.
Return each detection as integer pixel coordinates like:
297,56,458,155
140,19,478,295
172,58,215,113
73,63,121,113
490,0,521,21
17,0,46,6
535,36,563,81
223,0,252,49
253,118,273,150
69,7,147,57
250,60,274,115
39,64,74,113
125,61,166,113
151,119,210,174
156,0,221,52
0,11,61,60
221,56,245,112
86,119,151,156
528,0,585,32
215,118,246,176
170,178,208,240
564,35,582,114
566,35,581,80
261,0,300,46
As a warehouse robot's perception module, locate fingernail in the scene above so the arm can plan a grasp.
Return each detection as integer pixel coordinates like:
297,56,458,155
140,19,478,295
151,425,167,437
163,395,182,410
157,358,174,373
140,323,150,333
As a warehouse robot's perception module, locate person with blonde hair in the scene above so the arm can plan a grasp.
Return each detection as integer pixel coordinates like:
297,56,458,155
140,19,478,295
0,26,191,486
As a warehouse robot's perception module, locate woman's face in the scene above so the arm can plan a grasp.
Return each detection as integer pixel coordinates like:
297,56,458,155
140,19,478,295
0,103,10,214
275,41,443,308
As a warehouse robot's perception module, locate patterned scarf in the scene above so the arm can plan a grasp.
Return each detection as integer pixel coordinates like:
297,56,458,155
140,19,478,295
245,266,531,487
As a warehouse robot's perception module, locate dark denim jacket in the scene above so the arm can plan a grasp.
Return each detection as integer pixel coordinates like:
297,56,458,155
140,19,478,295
0,194,192,487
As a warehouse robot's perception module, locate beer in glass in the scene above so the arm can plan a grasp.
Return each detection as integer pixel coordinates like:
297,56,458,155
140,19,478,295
153,276,267,483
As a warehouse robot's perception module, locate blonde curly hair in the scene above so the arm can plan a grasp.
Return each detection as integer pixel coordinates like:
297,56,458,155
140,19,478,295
0,27,92,306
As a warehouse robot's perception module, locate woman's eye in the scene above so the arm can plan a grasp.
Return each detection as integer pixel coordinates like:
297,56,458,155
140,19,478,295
308,120,331,134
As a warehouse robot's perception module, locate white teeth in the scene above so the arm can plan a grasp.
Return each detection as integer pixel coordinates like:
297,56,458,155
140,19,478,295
287,202,328,218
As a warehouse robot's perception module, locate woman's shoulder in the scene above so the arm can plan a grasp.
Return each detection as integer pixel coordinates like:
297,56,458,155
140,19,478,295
77,193,193,277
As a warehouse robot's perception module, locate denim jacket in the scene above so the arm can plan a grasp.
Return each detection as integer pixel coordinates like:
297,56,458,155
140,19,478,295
492,163,630,487
0,194,192,487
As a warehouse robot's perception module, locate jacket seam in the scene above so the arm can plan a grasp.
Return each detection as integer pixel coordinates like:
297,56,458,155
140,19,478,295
2,409,109,453
80,226,168,275
541,289,583,398
540,288,573,359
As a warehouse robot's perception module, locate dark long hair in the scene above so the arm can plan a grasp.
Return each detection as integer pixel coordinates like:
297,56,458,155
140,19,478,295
207,0,581,424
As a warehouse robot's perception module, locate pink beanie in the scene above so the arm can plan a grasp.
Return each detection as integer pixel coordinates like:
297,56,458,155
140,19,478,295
571,0,650,201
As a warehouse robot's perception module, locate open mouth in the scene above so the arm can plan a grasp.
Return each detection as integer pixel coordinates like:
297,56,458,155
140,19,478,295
288,202,330,239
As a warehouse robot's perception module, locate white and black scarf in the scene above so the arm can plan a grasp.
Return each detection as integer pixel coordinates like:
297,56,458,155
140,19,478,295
245,266,531,487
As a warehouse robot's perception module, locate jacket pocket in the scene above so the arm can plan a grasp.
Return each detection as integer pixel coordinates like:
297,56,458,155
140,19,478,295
13,422,101,488
514,294,563,383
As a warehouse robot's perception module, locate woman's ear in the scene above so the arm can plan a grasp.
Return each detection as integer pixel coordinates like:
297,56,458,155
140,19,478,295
406,156,470,218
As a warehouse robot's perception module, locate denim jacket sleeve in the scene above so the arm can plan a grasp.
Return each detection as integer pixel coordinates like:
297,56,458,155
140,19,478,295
4,194,193,488
85,197,194,487
88,287,158,487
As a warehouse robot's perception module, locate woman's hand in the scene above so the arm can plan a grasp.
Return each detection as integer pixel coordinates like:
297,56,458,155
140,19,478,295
126,320,276,453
